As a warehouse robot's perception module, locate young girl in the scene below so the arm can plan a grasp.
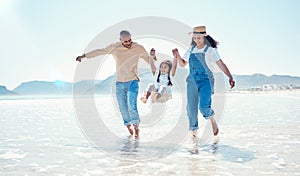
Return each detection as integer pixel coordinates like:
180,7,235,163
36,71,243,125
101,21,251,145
173,26,235,138
140,49,178,103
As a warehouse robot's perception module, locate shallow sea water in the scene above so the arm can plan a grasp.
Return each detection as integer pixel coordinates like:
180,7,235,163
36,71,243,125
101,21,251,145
0,91,299,175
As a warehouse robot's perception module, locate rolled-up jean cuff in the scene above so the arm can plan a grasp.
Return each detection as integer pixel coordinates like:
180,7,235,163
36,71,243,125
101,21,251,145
203,111,215,120
124,119,140,126
189,127,199,131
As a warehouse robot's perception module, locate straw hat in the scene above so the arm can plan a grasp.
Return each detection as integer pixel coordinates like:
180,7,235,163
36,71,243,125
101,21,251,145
189,26,207,36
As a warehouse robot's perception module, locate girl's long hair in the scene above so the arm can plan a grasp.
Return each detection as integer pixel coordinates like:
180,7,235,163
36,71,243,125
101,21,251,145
157,60,173,86
190,35,218,48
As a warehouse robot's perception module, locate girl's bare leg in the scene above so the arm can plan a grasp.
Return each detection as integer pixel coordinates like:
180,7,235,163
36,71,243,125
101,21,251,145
155,86,169,103
140,91,151,103
151,92,158,103
140,84,155,103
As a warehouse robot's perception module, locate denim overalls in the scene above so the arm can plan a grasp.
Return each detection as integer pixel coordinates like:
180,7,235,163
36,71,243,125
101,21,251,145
186,45,215,130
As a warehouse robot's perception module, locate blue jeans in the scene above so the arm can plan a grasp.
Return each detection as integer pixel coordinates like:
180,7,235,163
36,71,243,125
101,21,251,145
116,80,140,126
186,74,214,131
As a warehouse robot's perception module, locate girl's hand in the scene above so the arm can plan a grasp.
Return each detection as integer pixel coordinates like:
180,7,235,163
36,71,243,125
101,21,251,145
172,48,179,58
173,48,187,67
150,48,155,56
150,48,157,61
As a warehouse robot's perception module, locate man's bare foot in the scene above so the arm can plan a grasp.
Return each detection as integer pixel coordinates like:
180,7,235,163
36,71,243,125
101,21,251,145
140,97,147,104
133,124,139,138
127,125,134,135
191,130,198,138
210,118,219,136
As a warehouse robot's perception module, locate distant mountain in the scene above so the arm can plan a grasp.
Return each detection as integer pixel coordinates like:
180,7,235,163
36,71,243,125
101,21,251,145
73,80,102,95
3,73,300,96
93,69,177,94
93,75,115,94
0,85,17,95
232,73,300,89
12,80,104,95
13,80,73,95
93,72,300,93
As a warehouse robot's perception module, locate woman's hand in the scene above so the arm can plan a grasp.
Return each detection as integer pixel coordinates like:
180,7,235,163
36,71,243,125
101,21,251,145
229,77,235,88
216,59,235,89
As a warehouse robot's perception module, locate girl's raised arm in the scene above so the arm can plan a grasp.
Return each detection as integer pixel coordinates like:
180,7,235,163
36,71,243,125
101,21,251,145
171,54,178,77
172,48,187,67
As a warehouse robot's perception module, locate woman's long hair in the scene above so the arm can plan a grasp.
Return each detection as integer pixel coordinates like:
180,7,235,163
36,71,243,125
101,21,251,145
190,35,218,48
157,60,173,86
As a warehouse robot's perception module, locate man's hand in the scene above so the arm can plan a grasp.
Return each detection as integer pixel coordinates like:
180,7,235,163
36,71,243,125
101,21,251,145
76,54,85,62
150,48,157,61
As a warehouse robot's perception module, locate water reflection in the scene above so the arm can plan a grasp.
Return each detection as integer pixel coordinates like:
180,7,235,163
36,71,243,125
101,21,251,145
119,135,140,157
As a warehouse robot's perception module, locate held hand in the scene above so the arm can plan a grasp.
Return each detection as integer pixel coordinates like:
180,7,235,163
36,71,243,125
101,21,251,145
150,48,157,61
150,48,156,56
172,48,180,59
172,48,177,57
229,78,235,88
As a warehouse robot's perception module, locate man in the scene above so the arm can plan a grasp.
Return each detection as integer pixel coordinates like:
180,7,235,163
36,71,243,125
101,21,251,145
76,30,156,138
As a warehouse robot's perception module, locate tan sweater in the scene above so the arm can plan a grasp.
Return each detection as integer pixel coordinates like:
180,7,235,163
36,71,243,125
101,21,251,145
85,42,154,82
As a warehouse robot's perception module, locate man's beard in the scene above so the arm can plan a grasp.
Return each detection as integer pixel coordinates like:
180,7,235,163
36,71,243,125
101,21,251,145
122,43,132,48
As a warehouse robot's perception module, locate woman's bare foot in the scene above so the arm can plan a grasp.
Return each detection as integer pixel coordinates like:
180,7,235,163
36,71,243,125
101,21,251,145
133,124,139,138
140,97,147,104
127,125,134,135
210,118,219,136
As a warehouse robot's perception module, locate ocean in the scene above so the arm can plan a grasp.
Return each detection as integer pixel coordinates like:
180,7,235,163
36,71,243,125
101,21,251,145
0,91,299,175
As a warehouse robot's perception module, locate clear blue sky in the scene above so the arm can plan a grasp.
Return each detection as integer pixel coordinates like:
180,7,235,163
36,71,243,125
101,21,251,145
1,0,299,89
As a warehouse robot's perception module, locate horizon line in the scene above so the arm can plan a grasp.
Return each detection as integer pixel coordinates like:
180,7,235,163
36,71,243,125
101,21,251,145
1,72,300,90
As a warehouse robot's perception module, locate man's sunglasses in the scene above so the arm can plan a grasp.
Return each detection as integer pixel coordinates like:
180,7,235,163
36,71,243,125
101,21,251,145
123,39,132,43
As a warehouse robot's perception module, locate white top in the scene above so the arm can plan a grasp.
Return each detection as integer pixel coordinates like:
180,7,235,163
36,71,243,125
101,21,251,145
183,45,221,72
155,74,172,97
155,74,169,86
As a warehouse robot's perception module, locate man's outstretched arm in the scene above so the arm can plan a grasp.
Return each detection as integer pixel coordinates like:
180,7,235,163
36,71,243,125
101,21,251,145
75,43,116,62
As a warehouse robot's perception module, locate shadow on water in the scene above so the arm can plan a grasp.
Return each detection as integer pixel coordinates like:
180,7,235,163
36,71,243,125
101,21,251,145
117,136,179,161
198,143,256,163
65,137,255,163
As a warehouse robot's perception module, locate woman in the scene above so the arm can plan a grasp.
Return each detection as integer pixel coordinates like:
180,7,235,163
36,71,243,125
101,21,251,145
173,26,235,137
